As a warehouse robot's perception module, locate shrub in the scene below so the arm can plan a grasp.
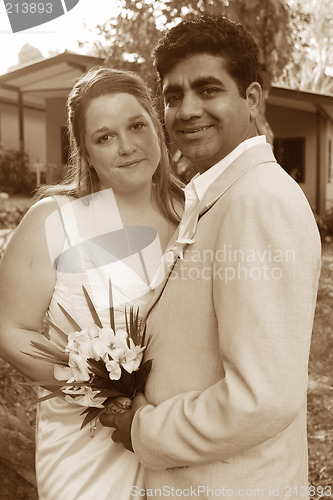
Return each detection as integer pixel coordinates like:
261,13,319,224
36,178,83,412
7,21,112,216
0,148,35,195
314,208,333,241
0,206,28,229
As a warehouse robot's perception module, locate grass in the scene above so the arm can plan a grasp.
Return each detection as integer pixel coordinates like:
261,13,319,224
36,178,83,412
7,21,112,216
307,241,333,497
0,195,332,498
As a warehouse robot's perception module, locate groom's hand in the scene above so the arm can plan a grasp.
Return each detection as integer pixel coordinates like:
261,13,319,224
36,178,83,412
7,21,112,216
99,393,148,452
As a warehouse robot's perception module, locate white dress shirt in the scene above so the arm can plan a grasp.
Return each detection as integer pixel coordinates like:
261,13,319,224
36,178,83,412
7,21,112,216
177,135,267,245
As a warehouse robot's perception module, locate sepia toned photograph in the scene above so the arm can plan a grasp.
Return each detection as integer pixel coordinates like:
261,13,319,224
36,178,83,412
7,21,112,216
0,1,332,499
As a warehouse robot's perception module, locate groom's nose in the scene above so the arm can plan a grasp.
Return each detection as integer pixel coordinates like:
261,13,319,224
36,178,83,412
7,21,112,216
176,91,204,121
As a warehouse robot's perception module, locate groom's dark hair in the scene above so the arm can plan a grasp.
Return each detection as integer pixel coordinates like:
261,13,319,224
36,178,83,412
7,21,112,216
153,16,259,98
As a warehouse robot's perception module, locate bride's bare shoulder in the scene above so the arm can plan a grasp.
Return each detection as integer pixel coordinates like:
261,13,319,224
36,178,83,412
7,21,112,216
22,196,59,221
9,196,65,253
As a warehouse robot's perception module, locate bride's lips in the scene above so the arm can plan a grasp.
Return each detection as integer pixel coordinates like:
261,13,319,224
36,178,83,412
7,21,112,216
118,159,145,168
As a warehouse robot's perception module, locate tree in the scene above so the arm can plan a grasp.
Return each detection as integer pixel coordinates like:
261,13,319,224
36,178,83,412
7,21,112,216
81,0,292,91
79,0,294,148
78,2,161,89
18,43,43,66
7,43,44,71
275,0,333,94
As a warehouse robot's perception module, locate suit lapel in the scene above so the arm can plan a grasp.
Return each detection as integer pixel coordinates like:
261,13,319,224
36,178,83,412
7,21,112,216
143,143,276,323
184,143,276,240
142,229,180,326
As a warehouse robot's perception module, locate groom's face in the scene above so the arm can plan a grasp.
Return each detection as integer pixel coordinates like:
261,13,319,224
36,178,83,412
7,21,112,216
162,53,260,173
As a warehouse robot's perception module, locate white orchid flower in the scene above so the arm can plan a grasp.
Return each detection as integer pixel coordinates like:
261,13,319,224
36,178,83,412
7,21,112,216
68,352,90,381
105,359,122,380
63,386,106,408
91,327,129,362
91,327,116,361
121,344,145,373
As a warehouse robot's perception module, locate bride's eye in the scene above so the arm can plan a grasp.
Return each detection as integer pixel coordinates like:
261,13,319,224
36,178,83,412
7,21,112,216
97,134,114,143
131,122,145,131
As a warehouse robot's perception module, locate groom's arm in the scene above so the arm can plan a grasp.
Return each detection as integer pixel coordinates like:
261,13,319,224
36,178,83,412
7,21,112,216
129,186,321,470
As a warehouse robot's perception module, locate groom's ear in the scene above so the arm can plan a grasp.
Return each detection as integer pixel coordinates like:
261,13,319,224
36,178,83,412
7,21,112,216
245,82,262,120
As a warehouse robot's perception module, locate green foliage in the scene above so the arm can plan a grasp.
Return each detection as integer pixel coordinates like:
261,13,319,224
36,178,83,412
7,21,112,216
275,0,333,94
314,208,333,241
80,1,161,89
0,208,27,231
78,0,293,147
0,148,35,195
224,0,293,89
80,0,293,92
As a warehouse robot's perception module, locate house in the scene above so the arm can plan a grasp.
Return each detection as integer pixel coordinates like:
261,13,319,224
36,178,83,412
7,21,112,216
0,51,103,185
266,86,333,215
1,51,333,215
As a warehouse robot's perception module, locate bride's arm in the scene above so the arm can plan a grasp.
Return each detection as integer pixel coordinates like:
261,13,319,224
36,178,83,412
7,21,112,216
0,198,62,386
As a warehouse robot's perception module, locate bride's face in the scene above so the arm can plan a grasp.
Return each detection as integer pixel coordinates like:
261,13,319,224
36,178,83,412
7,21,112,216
84,93,161,195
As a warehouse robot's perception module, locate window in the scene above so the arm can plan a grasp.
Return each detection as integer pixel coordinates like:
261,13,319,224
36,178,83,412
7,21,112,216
61,126,70,165
273,137,305,183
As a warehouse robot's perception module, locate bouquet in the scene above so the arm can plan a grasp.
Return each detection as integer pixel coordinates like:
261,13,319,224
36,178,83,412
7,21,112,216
25,280,152,430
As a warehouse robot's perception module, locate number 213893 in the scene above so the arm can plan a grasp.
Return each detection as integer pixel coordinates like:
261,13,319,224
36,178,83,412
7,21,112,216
284,485,332,497
5,3,53,14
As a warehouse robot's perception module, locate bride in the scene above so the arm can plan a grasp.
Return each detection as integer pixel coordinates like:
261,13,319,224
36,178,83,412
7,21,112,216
0,67,183,500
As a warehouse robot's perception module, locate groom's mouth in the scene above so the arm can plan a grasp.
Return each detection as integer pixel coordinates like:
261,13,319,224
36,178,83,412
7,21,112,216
179,125,214,136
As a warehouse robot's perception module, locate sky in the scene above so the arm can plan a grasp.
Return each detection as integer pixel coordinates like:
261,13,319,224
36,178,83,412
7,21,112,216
0,0,120,75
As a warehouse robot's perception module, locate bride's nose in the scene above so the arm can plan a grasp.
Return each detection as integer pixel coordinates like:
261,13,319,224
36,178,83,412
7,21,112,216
118,132,137,155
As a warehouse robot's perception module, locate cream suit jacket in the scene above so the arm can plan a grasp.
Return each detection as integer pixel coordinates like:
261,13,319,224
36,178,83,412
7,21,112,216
131,143,321,499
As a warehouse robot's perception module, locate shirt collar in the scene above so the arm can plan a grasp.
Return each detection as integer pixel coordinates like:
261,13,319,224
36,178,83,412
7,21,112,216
191,135,266,201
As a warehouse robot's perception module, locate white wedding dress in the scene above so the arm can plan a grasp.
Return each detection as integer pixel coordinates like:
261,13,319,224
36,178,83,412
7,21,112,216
35,190,163,500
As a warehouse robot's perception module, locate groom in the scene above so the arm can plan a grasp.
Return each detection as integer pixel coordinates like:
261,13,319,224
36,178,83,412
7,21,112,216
100,16,321,498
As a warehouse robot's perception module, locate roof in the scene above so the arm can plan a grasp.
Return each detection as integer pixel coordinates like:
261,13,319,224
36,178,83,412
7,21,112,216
0,51,104,102
268,85,333,124
1,52,333,123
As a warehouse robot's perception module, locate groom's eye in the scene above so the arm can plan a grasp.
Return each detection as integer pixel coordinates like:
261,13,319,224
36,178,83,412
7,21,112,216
201,87,221,97
165,95,181,107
